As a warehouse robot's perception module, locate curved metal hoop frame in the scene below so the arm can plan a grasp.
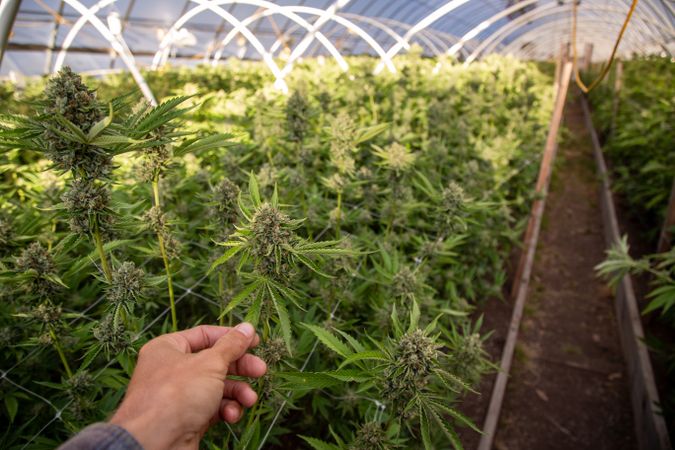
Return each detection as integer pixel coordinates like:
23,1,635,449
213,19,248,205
53,0,156,104
464,2,666,65
4,0,672,89
210,6,396,73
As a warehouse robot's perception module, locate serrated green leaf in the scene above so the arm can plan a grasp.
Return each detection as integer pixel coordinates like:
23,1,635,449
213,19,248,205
299,436,341,450
303,323,352,358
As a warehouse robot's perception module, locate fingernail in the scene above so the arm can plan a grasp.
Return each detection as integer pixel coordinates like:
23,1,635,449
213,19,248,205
235,322,255,338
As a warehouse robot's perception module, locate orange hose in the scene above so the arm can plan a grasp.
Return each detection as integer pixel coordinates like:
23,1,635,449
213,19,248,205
572,0,638,94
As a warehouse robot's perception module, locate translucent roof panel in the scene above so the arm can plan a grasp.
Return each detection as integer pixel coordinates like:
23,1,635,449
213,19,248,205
1,0,673,78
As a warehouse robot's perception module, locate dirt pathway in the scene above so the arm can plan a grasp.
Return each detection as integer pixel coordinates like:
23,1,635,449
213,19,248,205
492,92,636,450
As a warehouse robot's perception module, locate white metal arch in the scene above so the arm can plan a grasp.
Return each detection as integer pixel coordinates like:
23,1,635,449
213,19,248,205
279,0,349,77
53,0,156,104
465,3,663,65
210,6,396,74
373,0,472,74
513,34,639,61
201,3,348,74
152,0,349,90
375,17,448,56
481,8,662,61
447,0,540,58
500,21,649,59
339,13,411,52
491,15,651,61
152,1,289,92
508,11,659,54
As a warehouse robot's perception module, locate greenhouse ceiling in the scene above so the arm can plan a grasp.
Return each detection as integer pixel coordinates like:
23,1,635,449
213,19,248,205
0,0,673,82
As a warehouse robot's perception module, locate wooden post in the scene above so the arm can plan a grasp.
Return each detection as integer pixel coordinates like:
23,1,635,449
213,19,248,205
583,43,593,71
580,96,672,450
477,62,573,450
610,60,623,136
657,178,675,253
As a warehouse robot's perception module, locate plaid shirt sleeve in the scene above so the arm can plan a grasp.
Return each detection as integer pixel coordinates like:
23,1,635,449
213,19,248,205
58,423,144,450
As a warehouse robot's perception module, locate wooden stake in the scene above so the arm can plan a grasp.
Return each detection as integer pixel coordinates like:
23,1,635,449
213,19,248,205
611,60,623,136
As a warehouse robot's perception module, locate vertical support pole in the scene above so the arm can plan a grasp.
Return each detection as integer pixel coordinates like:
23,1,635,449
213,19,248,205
657,178,675,253
477,62,573,450
610,59,623,136
582,42,593,71
0,0,22,67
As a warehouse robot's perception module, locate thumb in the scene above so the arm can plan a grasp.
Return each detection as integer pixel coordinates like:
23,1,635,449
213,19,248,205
211,322,257,366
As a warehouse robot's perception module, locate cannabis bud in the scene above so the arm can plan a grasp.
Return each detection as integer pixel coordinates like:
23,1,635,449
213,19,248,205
93,314,131,354
349,422,387,450
61,179,112,235
392,266,418,299
397,329,439,376
32,302,62,325
0,215,12,248
286,91,310,143
138,145,171,182
143,205,167,234
106,262,146,308
374,142,416,175
441,182,465,217
16,242,60,298
329,112,358,175
213,178,240,226
256,337,288,367
42,67,111,179
16,242,56,276
382,329,440,409
251,203,292,260
448,332,485,386
66,371,93,397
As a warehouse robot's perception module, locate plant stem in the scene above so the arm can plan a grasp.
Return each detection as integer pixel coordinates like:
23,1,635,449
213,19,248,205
218,272,225,326
152,178,178,332
93,219,112,283
335,190,342,239
49,327,73,378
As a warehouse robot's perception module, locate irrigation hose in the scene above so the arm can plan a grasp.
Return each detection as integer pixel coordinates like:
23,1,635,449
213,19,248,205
571,0,638,94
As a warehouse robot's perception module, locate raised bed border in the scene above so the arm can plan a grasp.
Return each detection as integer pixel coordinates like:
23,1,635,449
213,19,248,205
580,95,672,450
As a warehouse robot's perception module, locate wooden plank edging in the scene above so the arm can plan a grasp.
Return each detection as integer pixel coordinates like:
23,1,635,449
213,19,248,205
476,62,573,450
580,95,672,450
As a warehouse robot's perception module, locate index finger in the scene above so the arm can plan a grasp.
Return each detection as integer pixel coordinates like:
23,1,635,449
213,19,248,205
164,325,259,354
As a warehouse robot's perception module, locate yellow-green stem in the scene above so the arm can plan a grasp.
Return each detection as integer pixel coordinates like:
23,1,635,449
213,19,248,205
48,219,57,251
335,190,342,239
49,327,73,378
93,220,112,283
218,272,225,326
152,178,178,332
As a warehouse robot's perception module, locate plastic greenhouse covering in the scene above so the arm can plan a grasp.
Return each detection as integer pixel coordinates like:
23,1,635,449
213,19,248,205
1,0,673,82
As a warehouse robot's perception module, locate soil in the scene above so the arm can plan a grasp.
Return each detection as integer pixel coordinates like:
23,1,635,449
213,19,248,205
459,91,638,450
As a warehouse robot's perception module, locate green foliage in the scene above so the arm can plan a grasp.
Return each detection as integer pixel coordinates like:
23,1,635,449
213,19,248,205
588,56,674,238
0,55,555,448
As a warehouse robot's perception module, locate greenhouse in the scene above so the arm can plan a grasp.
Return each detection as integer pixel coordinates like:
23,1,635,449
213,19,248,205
0,0,673,449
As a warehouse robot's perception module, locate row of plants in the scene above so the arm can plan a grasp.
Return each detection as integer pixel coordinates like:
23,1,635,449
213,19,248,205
0,54,554,449
591,56,674,436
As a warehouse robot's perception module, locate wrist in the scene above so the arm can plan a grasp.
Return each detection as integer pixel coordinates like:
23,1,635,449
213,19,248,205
110,406,184,450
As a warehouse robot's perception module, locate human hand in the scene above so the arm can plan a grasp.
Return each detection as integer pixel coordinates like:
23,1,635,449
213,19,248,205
110,323,267,450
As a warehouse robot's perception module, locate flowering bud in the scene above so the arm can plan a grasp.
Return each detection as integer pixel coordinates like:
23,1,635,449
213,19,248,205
106,262,145,307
